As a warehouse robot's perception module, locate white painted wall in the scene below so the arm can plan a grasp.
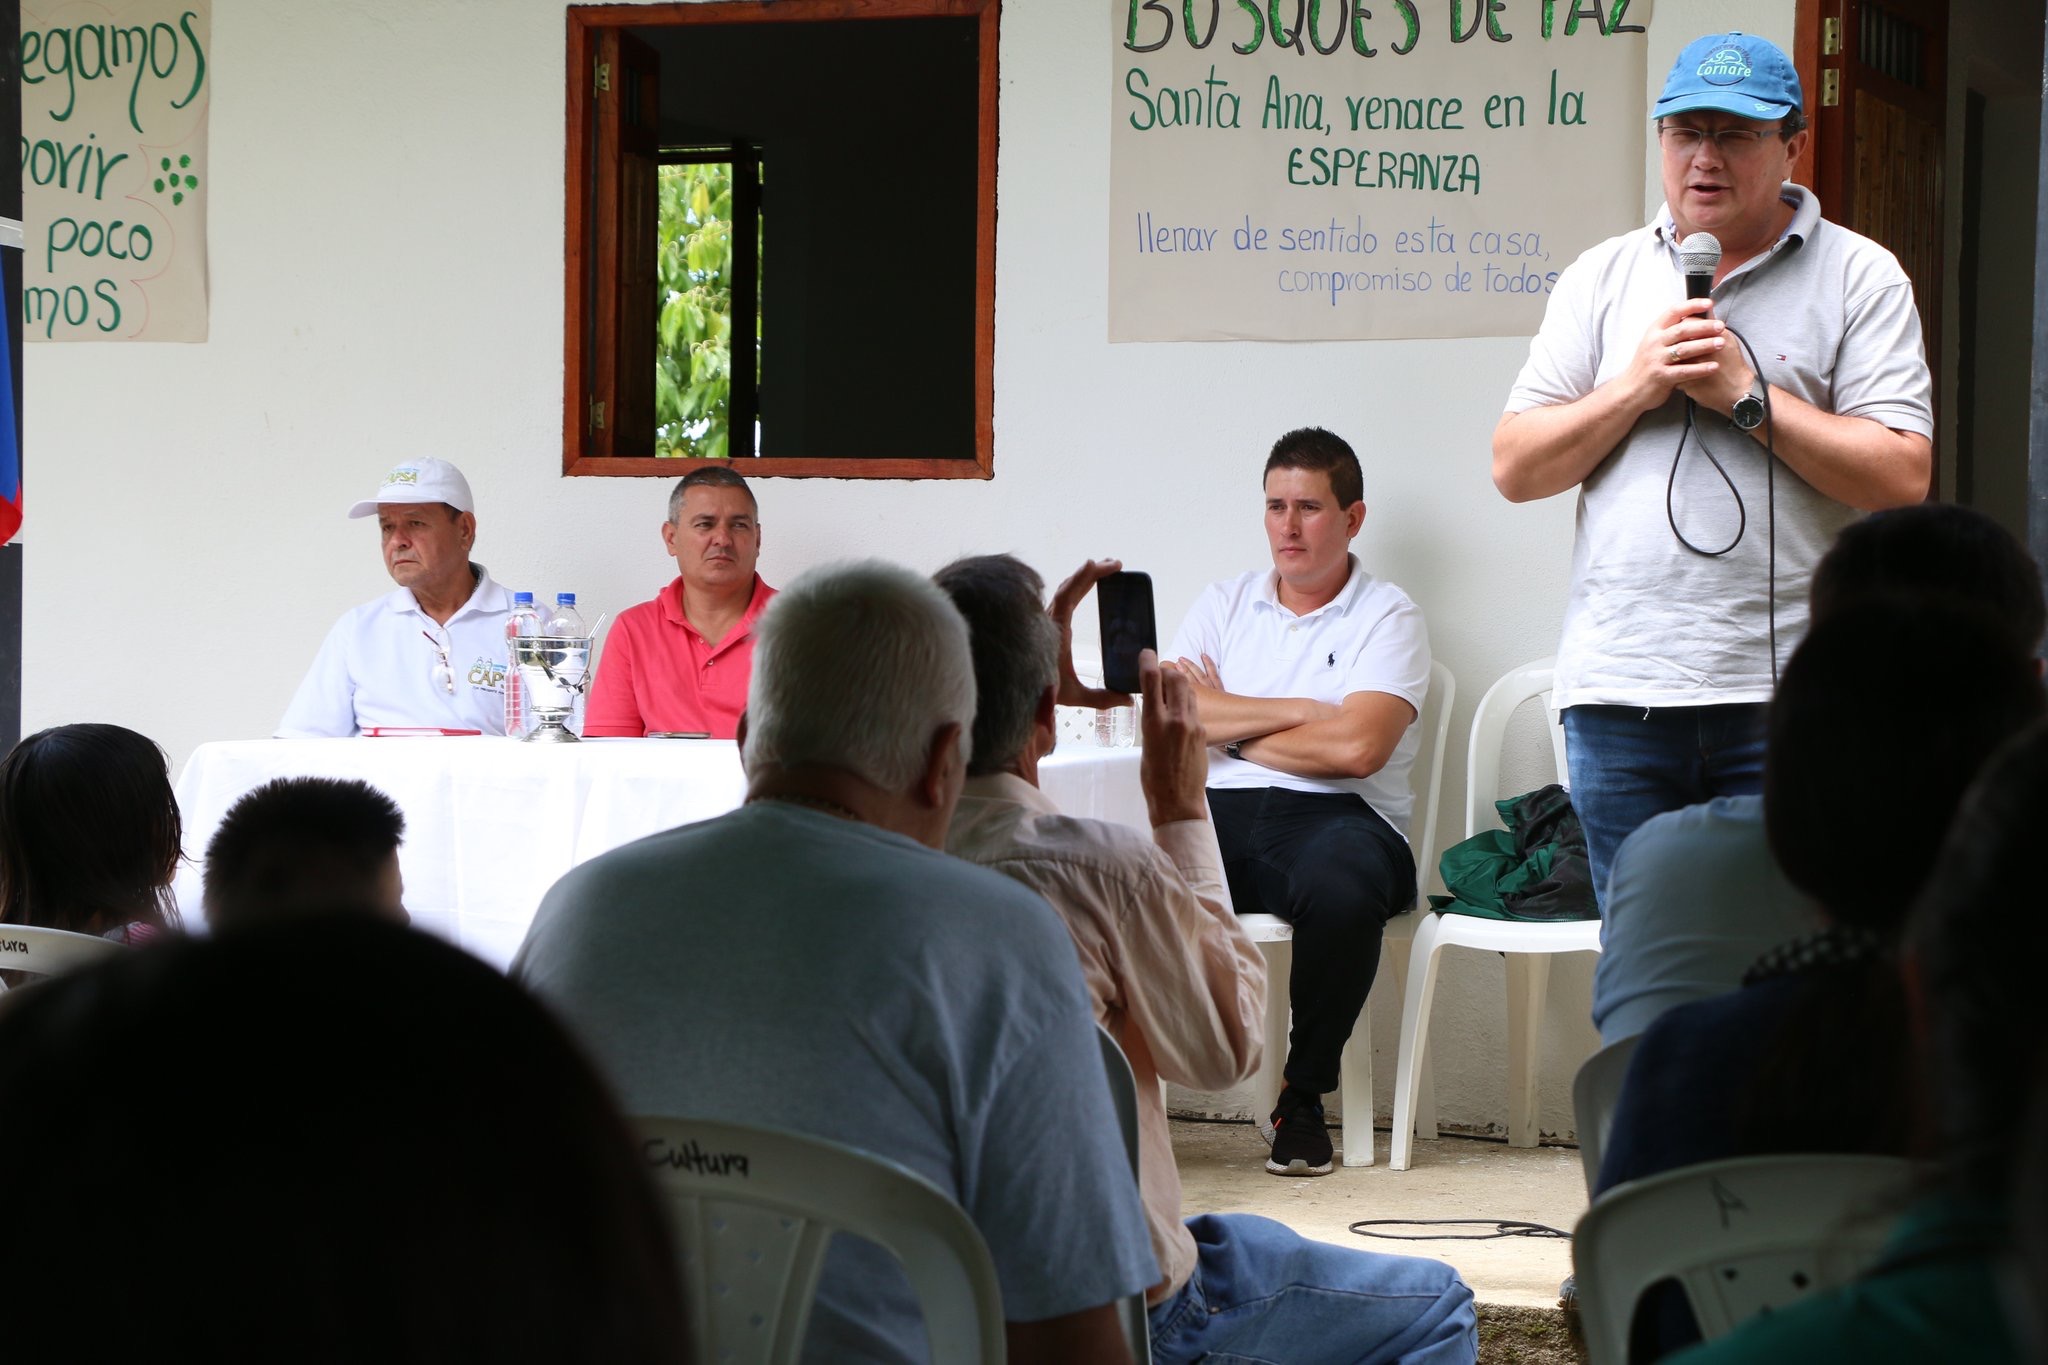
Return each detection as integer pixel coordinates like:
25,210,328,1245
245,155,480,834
21,0,1791,1138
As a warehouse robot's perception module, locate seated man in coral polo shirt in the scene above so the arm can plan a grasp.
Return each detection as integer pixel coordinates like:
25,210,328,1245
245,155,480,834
584,467,776,739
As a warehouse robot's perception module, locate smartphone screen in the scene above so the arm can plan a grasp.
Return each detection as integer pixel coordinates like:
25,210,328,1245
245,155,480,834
1096,571,1158,695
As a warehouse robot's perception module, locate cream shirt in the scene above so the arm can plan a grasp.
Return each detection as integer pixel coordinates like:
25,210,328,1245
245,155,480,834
947,772,1265,1304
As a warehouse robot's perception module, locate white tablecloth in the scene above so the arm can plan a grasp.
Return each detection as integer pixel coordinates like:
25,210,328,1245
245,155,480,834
173,738,1147,969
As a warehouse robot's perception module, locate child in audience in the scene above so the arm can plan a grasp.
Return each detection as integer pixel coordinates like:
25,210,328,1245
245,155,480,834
1668,717,2048,1363
0,722,182,943
203,775,410,928
0,916,690,1363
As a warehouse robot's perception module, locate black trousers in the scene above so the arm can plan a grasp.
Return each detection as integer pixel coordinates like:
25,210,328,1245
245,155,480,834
1208,786,1416,1097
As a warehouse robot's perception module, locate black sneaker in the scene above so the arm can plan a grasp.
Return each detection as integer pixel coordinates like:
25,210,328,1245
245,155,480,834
1265,1087,1334,1176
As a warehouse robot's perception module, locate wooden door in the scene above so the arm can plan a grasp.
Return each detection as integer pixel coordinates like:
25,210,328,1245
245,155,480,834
1795,0,1948,491
585,29,660,457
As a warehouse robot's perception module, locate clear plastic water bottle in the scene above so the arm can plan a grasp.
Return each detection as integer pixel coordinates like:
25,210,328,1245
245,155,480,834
544,592,587,637
503,591,542,736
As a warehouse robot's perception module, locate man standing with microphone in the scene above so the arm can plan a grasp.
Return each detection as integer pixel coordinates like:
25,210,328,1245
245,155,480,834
1492,31,1933,904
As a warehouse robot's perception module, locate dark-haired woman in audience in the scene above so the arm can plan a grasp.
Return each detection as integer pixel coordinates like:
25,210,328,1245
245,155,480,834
1667,717,2048,1363
1594,601,2044,1358
0,722,184,944
1598,602,2043,1197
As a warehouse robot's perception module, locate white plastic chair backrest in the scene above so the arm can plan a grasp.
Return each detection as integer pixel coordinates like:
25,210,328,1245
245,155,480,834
1411,660,1456,898
1095,1025,1151,1363
1570,1034,1641,1194
1096,1024,1141,1179
0,925,123,980
1573,1154,1914,1365
635,1116,1006,1365
1465,657,1564,840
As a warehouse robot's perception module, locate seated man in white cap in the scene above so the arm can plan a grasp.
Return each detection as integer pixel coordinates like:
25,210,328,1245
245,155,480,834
278,458,514,737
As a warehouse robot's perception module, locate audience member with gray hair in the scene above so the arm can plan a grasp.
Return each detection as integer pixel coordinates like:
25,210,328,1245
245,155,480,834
939,553,1478,1365
740,557,977,795
515,559,1155,1364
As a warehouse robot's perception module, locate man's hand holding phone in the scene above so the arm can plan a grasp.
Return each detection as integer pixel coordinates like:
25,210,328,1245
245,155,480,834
1048,558,1133,709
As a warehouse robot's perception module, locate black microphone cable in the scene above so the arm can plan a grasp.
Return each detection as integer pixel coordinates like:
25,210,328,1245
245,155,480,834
1663,321,1781,686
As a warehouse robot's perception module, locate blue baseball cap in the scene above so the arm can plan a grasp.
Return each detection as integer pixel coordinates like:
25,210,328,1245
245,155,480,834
1654,32,1803,122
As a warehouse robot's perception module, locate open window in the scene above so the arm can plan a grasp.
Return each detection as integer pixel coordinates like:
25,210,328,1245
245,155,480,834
564,1,1000,480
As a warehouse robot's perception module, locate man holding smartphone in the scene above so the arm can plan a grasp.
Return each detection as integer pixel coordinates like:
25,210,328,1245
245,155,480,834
1170,426,1431,1175
937,554,1477,1363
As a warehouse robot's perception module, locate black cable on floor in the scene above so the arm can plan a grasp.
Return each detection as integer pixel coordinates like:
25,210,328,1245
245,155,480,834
1348,1218,1572,1243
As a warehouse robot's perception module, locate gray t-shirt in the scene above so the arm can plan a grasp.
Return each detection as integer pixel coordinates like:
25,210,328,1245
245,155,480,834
512,800,1157,1363
1507,186,1933,710
1592,794,1823,1045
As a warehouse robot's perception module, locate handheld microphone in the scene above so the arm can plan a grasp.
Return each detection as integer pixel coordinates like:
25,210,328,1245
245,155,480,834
1665,228,1781,682
1679,232,1722,299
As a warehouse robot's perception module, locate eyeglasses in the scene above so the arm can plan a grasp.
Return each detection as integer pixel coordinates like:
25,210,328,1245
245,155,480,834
422,630,455,695
1658,125,1779,157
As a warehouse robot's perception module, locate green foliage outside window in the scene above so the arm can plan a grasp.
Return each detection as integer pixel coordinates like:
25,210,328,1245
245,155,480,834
655,161,747,459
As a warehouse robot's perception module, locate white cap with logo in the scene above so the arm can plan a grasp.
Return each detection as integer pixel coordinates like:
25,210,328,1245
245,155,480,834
346,458,476,520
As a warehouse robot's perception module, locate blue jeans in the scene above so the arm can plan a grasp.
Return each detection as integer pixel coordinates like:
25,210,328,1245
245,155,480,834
1562,703,1769,910
1148,1213,1477,1365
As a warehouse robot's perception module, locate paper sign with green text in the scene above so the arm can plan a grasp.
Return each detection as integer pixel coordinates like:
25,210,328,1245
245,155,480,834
1110,0,1654,341
20,0,210,342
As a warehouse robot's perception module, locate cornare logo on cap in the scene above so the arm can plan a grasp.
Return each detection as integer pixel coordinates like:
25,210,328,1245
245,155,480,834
1697,45,1753,86
384,467,421,485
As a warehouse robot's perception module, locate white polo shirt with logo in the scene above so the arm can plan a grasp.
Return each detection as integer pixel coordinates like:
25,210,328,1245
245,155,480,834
1168,555,1431,839
277,565,514,737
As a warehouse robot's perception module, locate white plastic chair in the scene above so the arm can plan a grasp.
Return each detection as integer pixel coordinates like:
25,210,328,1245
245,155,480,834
1570,1034,1641,1194
1573,1154,1914,1365
0,925,123,985
1095,1025,1152,1363
1389,657,1601,1169
1242,659,1454,1167
635,1116,1006,1365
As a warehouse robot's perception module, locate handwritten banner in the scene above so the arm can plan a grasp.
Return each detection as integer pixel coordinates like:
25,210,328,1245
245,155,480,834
20,0,210,342
1110,0,1654,341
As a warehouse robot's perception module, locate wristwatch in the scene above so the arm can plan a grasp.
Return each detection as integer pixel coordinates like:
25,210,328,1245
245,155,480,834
1223,741,1245,760
1731,392,1765,431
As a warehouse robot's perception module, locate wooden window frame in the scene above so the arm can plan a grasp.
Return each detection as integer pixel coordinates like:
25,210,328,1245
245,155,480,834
563,0,1000,482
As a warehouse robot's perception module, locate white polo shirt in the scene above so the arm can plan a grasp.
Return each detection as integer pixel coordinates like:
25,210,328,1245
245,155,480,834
1505,186,1933,710
277,565,515,737
1169,556,1431,838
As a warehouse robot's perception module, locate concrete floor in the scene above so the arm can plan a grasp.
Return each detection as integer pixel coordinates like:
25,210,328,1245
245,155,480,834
1173,1118,1589,1308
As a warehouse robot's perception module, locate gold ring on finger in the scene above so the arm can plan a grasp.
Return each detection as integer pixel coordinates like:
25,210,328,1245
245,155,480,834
1668,346,1681,364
